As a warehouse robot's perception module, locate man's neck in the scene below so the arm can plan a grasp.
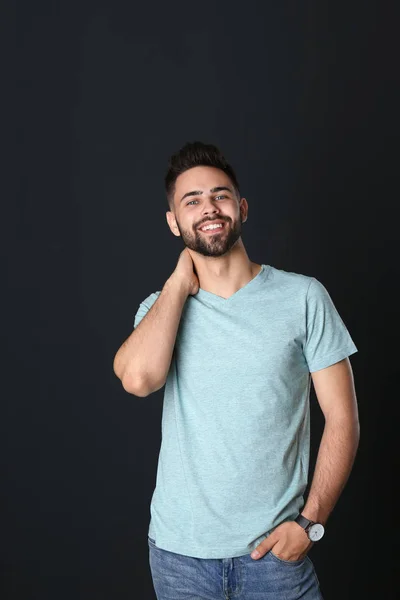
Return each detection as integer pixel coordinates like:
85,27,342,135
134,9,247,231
191,251,261,299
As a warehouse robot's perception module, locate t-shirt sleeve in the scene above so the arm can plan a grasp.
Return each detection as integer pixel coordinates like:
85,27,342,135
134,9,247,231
133,291,162,329
303,277,358,372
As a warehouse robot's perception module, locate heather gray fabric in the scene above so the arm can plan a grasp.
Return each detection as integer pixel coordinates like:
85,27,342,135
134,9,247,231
133,264,358,558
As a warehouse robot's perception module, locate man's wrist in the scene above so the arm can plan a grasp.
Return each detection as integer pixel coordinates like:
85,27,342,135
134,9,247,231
165,274,190,299
300,506,327,527
295,513,326,542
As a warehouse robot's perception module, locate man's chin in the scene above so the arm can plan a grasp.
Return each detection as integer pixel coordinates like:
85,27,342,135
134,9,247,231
194,245,231,258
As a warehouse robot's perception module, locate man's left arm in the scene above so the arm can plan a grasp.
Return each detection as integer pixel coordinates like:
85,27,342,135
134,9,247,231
251,357,360,560
299,356,360,525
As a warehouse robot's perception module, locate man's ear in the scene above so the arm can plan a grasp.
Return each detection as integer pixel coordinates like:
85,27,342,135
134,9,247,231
239,197,248,223
166,211,181,237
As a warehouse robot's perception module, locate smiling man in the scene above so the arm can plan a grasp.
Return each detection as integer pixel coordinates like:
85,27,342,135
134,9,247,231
113,141,360,600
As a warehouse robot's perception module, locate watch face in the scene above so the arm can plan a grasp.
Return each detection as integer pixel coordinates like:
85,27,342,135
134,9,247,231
308,523,325,541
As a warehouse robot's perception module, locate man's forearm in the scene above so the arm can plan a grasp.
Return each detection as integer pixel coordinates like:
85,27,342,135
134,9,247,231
114,275,189,395
301,416,360,525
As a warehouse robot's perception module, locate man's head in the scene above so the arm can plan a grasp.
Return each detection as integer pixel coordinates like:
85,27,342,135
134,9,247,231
165,141,248,257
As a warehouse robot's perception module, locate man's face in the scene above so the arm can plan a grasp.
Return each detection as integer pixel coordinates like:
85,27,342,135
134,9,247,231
167,166,247,257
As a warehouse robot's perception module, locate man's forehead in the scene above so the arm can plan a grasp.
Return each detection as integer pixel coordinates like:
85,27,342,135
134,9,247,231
177,166,228,186
176,168,233,199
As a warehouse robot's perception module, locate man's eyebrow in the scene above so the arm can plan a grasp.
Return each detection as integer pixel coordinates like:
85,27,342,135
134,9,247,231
180,186,233,204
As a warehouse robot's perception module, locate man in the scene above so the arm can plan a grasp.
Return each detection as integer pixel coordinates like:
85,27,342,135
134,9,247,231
113,141,360,600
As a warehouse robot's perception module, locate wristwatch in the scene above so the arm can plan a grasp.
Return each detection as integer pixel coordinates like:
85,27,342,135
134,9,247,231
295,514,325,541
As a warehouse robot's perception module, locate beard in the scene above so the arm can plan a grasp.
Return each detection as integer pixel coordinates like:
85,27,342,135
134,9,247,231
175,215,243,257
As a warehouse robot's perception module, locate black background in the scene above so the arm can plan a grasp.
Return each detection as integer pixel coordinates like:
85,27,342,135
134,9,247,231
5,1,398,598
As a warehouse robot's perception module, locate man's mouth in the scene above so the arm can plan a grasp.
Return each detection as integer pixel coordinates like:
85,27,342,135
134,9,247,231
198,221,226,233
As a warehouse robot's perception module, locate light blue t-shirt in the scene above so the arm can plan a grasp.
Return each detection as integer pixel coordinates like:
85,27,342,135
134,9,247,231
133,264,358,559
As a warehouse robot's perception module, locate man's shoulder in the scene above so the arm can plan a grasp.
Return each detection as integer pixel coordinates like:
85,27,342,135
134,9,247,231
267,264,314,292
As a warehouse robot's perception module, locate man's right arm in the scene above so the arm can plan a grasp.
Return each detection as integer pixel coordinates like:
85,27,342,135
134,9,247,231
113,275,189,397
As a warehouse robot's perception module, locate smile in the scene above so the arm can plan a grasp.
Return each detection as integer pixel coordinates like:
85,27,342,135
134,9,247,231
199,222,226,233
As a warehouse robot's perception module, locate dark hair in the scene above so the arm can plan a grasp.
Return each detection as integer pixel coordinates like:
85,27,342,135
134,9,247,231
165,141,241,211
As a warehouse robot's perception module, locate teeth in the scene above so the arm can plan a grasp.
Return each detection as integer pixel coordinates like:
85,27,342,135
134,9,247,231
201,223,223,231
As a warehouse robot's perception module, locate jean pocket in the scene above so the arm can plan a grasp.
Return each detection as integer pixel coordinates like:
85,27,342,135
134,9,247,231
269,550,307,566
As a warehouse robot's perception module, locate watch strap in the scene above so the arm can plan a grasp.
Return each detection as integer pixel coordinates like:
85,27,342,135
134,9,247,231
295,514,315,530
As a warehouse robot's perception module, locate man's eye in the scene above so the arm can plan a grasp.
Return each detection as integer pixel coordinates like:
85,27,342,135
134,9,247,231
186,194,226,206
187,195,226,206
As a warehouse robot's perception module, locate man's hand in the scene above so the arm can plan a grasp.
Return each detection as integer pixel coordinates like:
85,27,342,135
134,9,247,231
170,248,199,297
250,521,313,560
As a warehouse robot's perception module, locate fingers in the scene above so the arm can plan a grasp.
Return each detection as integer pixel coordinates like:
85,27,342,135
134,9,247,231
251,534,276,560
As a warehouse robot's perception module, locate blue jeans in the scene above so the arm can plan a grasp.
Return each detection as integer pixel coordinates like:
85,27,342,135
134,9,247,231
148,536,324,600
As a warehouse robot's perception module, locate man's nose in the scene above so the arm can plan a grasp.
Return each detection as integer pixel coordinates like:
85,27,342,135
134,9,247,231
202,197,220,214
